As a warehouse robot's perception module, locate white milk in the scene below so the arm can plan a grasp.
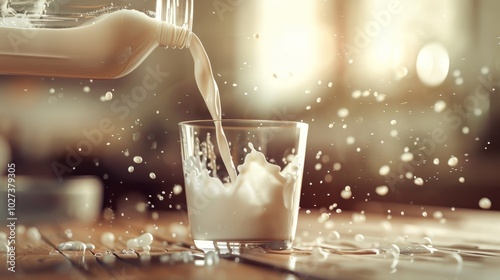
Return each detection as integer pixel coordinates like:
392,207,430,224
184,143,302,242
0,9,188,78
189,34,237,182
126,232,154,252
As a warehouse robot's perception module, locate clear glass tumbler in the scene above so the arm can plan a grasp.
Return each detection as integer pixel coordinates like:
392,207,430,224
179,119,309,254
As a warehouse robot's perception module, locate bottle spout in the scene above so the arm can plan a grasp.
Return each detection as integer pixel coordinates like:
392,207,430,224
159,21,192,49
156,0,193,49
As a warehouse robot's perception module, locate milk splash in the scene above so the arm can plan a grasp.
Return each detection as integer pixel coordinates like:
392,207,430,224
183,138,302,242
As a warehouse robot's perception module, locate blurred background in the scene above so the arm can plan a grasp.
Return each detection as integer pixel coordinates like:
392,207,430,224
0,0,499,212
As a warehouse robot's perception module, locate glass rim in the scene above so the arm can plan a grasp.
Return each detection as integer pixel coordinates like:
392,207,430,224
178,119,309,129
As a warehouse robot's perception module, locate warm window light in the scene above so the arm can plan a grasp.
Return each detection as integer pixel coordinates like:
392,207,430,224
254,1,323,96
361,33,408,79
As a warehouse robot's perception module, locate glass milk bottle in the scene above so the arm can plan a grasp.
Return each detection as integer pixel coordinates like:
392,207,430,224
0,0,193,78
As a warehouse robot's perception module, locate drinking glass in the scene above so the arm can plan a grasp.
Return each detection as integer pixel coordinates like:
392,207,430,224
179,119,308,253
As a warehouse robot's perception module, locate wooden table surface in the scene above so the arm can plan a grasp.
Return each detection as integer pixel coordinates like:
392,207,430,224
1,204,500,280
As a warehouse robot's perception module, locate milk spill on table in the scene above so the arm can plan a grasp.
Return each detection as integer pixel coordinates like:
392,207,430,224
57,241,95,252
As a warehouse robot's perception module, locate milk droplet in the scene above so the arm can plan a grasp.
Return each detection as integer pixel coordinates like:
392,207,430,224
352,90,362,99
149,172,157,179
123,248,135,255
315,163,322,171
337,108,349,118
340,186,352,199
400,152,414,162
173,184,183,195
133,156,143,164
58,241,87,251
318,212,330,223
126,233,153,249
414,177,424,186
326,230,340,242
448,156,458,167
86,243,96,250
379,165,391,176
354,234,365,242
375,92,386,102
105,91,113,101
101,232,115,246
433,158,440,165
459,177,465,183
434,100,447,113
422,237,432,246
128,166,135,173
390,129,398,137
376,185,389,196
478,197,492,209
333,162,341,171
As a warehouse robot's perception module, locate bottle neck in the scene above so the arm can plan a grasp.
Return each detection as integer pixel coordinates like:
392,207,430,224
158,21,192,49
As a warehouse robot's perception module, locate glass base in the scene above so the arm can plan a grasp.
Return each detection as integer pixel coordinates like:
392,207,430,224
194,239,292,254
